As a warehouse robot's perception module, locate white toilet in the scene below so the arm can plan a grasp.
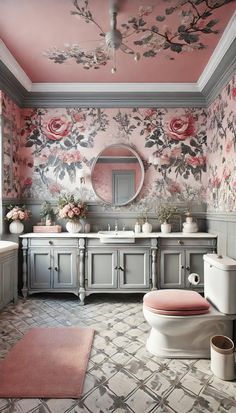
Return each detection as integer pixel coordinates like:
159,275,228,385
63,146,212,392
143,254,236,358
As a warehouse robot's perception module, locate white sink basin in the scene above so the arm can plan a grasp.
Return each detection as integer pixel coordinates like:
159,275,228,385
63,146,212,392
98,231,135,243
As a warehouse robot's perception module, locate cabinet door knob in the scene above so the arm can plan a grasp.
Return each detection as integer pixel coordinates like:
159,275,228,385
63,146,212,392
118,266,124,271
186,266,190,271
48,267,52,270
181,265,184,269
54,267,58,271
114,266,118,270
49,240,53,245
178,240,184,245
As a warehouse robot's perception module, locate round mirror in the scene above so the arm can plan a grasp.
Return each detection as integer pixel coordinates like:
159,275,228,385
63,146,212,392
91,144,144,206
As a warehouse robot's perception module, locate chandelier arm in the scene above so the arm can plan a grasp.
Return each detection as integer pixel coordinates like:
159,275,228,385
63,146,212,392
120,43,135,55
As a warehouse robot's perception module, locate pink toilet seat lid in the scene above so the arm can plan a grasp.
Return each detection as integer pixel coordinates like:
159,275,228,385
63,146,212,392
143,290,210,316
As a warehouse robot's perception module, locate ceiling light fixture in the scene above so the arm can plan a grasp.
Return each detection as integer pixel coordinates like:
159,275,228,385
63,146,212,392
105,0,140,73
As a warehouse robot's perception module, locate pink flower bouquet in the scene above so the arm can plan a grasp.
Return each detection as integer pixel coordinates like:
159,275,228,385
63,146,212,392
57,195,87,222
6,205,31,222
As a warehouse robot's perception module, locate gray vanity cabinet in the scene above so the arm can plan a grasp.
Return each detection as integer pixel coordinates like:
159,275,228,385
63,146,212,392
160,249,185,288
159,237,216,290
22,237,80,297
87,249,118,289
119,249,149,289
87,244,150,292
29,249,51,289
29,248,77,290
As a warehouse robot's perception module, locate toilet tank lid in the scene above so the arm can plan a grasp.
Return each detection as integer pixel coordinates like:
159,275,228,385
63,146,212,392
203,254,236,270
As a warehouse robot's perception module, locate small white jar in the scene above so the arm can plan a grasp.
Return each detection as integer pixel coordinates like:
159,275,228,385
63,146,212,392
134,221,141,234
142,221,152,234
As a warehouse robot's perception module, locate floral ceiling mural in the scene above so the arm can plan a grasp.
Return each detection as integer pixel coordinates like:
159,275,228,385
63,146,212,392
207,74,236,212
45,0,234,70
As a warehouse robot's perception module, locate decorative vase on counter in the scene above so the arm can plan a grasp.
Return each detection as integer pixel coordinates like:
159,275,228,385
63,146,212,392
66,220,82,233
182,215,198,233
9,220,24,235
161,222,171,233
142,220,152,234
84,222,91,233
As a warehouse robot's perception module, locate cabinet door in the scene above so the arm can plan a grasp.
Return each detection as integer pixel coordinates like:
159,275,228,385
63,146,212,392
87,249,117,289
160,250,185,288
1,257,14,305
119,249,149,289
53,249,77,289
30,249,51,289
185,249,209,288
0,254,17,309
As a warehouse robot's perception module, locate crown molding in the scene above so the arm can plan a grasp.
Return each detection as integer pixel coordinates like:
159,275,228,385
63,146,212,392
203,38,236,106
0,40,31,92
31,82,199,93
0,61,26,107
22,91,205,107
198,11,236,91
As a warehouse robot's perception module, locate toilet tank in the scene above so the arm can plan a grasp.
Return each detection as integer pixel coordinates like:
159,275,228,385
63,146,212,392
204,254,236,314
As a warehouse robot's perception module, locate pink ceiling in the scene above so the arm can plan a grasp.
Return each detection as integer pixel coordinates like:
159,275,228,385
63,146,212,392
0,0,235,83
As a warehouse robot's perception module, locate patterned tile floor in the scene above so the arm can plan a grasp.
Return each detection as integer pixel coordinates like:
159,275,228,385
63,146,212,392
0,293,236,413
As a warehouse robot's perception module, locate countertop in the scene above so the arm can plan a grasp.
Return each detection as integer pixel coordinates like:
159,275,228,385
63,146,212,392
20,232,217,239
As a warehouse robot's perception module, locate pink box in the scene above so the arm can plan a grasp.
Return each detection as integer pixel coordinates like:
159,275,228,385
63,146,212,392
33,225,62,233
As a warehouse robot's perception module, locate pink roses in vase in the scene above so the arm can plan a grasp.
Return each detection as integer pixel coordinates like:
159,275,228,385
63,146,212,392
6,205,31,234
57,195,87,233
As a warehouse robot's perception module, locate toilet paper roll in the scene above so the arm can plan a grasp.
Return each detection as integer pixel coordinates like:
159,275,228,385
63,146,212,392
188,273,200,285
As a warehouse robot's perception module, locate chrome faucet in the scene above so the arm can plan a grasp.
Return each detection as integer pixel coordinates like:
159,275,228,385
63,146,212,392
114,220,118,232
107,224,111,231
122,224,126,231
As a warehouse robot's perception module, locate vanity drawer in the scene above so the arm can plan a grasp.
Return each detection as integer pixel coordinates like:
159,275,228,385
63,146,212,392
29,238,79,247
159,238,216,248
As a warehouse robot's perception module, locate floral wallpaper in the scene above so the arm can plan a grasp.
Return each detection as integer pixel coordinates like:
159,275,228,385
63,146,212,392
2,79,236,213
207,75,236,212
0,92,21,198
18,106,207,209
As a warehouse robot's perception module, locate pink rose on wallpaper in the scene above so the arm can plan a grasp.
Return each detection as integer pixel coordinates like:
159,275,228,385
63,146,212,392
223,166,231,180
143,109,156,119
232,87,236,100
23,177,32,187
226,140,233,153
49,183,62,194
168,182,181,194
168,114,196,141
71,111,85,123
58,150,81,164
42,115,72,141
70,111,86,132
186,155,206,167
171,147,182,158
211,177,221,188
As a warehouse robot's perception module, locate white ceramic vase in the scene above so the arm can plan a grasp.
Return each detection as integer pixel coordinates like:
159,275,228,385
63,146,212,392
66,220,82,233
142,221,152,234
161,222,171,233
9,219,24,234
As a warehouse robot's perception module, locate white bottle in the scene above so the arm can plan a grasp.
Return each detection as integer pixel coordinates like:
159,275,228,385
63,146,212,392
134,221,141,233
